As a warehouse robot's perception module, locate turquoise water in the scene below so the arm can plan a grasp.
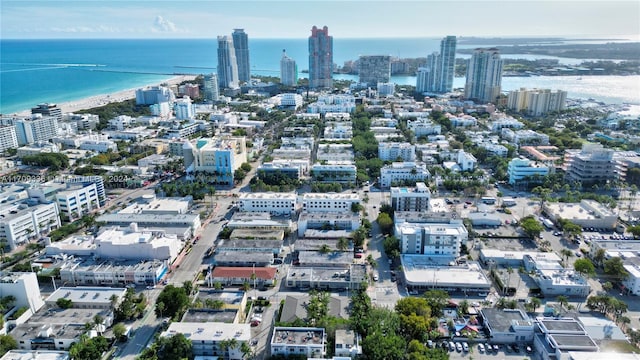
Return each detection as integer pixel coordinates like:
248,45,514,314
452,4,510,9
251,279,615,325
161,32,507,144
1,38,638,114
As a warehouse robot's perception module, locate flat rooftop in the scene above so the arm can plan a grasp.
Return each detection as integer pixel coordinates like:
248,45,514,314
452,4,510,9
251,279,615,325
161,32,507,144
298,251,354,266
1,350,69,360
45,287,126,305
239,192,297,201
550,334,598,348
287,266,366,284
97,213,199,224
181,309,238,323
539,318,586,333
162,322,251,342
230,229,284,240
302,230,353,240
298,212,360,222
480,249,561,263
394,211,455,224
302,193,359,201
212,250,274,263
538,269,589,286
195,290,245,305
295,239,352,252
218,239,282,251
401,255,491,289
481,308,532,333
272,327,325,346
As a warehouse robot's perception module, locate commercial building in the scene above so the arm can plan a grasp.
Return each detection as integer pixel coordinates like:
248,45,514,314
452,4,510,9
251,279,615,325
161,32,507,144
227,212,293,232
390,182,431,212
507,157,550,186
395,221,467,256
0,272,45,313
302,193,360,213
182,136,248,185
401,255,491,293
16,142,59,157
135,85,173,105
480,308,534,344
0,201,60,249
535,269,590,297
533,318,598,360
298,212,360,237
1,350,70,360
47,224,183,262
13,115,59,145
280,50,298,86
58,257,168,286
543,200,617,230
279,93,303,109
464,48,503,103
96,213,200,236
258,162,303,181
209,267,278,288
238,192,297,216
45,287,126,309
309,26,333,89
378,142,416,162
501,129,550,146
55,182,100,221
0,126,18,153
310,163,357,183
507,88,567,116
271,327,326,358
285,264,366,291
217,35,240,89
162,323,251,360
203,73,220,101
380,162,431,188
232,29,251,84
564,144,619,186
358,55,391,86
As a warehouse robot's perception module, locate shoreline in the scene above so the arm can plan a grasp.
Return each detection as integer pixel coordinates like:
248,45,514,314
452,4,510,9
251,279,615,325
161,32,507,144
10,75,197,116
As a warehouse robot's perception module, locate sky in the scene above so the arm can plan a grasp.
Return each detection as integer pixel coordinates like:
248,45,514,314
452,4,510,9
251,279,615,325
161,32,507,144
1,0,639,40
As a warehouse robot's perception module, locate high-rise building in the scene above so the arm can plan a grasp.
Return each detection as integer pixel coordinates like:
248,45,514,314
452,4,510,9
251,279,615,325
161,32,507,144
416,53,439,93
135,85,174,105
464,48,503,103
507,88,568,116
217,35,239,89
14,115,59,145
358,55,391,86
232,29,251,84
31,103,62,122
0,125,18,152
437,35,457,93
280,49,298,86
308,26,333,89
203,73,220,101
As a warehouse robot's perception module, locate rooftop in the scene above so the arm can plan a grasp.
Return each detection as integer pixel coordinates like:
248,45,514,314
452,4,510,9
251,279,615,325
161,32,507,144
401,256,491,289
162,322,251,342
1,350,70,360
45,287,126,306
271,327,325,346
538,318,586,333
481,308,532,333
181,309,238,323
211,266,277,280
239,192,297,201
302,193,360,201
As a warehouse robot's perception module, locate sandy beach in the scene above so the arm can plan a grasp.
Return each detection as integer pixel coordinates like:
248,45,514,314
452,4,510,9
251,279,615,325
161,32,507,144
13,75,197,116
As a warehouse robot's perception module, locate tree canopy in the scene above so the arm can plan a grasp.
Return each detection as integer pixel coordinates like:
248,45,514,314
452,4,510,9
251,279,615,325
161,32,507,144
155,285,190,319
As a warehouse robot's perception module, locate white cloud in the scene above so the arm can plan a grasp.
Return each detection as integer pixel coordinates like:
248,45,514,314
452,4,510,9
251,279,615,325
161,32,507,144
152,15,177,33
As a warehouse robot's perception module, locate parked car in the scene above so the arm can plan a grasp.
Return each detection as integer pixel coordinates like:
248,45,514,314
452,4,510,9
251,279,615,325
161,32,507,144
478,344,485,352
493,344,499,352
462,342,469,352
455,342,463,352
449,342,456,351
485,343,492,352
427,340,434,348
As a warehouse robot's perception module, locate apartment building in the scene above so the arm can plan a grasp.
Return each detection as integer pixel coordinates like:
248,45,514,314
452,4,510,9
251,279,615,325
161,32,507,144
507,88,567,116
0,201,60,249
301,193,360,213
310,163,357,183
390,182,431,212
55,182,101,221
238,192,297,216
0,126,18,153
161,323,251,359
394,221,468,256
564,144,619,186
271,327,326,358
182,136,248,185
378,142,416,162
380,162,431,188
507,157,550,186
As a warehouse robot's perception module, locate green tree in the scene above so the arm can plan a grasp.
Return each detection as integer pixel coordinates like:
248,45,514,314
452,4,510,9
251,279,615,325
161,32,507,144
155,285,189,319
377,212,394,235
520,216,544,239
0,335,17,357
423,290,449,317
319,244,331,254
557,295,569,310
183,281,194,296
56,298,73,309
604,257,629,281
560,249,574,266
337,237,349,251
68,335,109,360
574,258,596,276
156,333,193,360
628,225,640,238
525,297,542,313
113,323,127,341
361,331,406,360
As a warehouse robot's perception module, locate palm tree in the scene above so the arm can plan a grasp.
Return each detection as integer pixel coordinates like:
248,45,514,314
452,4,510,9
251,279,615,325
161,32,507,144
337,237,349,252
240,342,252,359
557,295,569,310
319,244,331,254
506,267,514,296
560,249,573,267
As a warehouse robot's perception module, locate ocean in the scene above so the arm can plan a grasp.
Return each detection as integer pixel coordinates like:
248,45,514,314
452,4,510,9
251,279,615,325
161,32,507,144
1,38,639,114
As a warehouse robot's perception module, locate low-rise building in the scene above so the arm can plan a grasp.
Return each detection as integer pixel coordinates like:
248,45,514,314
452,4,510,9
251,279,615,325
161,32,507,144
58,257,168,286
535,269,590,297
457,150,477,171
401,255,491,293
16,142,59,157
480,308,534,344
502,129,550,146
258,162,303,180
302,193,360,213
285,265,367,291
298,212,360,237
533,318,598,360
208,266,277,287
378,142,416,162
380,162,431,188
0,201,60,249
395,221,467,256
390,182,431,212
227,212,293,231
238,192,297,216
1,350,70,360
334,329,362,358
271,327,326,358
311,162,357,183
44,287,126,309
408,119,441,137
161,323,251,360
55,182,101,221
0,272,45,313
507,157,550,186
543,200,617,230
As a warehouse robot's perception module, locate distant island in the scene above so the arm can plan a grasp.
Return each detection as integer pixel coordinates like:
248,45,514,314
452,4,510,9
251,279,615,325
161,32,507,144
457,42,640,61
456,36,629,46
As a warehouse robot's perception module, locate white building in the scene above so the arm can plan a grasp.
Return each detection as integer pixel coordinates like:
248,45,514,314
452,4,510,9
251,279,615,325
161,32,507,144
279,93,303,109
135,85,174,105
1,350,70,360
78,135,117,153
58,257,168,286
377,82,395,96
408,119,441,137
55,182,101,221
0,201,60,249
280,50,298,87
108,115,134,130
302,193,360,213
258,162,303,180
394,221,468,256
507,157,550,185
271,327,326,359
297,212,361,237
47,224,183,262
501,129,550,146
11,115,59,145
308,95,356,115
457,150,477,171
150,102,172,118
0,126,18,153
0,272,45,313
238,193,297,216
380,162,431,188
378,142,416,162
334,329,362,358
310,163,357,183
162,322,251,359
182,136,248,185
490,117,525,132
448,114,478,127
16,142,60,157
174,96,195,120
543,200,617,230
390,182,431,212
479,142,509,157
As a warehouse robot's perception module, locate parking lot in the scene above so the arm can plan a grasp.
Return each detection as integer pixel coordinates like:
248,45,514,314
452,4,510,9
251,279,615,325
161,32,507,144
434,341,533,360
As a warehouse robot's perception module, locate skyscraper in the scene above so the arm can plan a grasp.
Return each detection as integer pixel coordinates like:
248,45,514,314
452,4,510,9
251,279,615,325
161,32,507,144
464,48,504,103
280,49,298,86
203,73,220,101
308,26,333,89
436,36,457,93
217,35,239,89
416,52,439,93
358,55,391,86
232,29,251,84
